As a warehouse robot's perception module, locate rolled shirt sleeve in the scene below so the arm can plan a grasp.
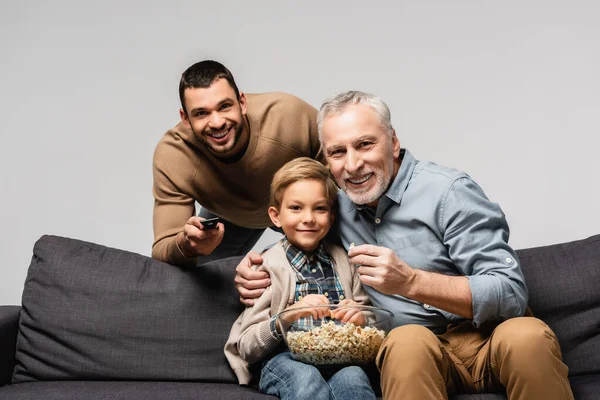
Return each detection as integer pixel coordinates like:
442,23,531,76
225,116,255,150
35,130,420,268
440,177,529,326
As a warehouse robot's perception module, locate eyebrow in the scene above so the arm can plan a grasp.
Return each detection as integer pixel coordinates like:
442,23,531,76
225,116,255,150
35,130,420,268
325,134,378,152
350,134,378,145
189,97,235,114
324,144,343,153
285,197,329,205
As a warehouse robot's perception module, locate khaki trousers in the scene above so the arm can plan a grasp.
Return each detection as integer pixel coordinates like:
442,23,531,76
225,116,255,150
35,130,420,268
376,317,574,400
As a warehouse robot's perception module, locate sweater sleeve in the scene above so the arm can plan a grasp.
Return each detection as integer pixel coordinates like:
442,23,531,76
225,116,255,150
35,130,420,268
151,134,198,268
236,266,286,364
351,269,370,306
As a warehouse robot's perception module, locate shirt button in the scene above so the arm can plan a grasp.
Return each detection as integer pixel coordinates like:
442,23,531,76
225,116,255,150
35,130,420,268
339,295,345,300
325,292,329,297
298,295,303,300
375,218,381,224
423,303,432,309
311,269,317,273
505,257,513,264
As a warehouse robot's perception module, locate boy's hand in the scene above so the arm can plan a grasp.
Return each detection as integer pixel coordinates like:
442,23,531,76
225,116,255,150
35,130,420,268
331,299,366,326
279,294,330,323
234,251,270,306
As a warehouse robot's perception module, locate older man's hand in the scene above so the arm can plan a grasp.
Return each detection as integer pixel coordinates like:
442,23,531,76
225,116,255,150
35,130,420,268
348,244,417,297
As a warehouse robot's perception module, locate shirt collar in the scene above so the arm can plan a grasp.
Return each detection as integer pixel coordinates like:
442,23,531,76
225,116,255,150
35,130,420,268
281,237,329,271
350,148,416,212
383,148,416,205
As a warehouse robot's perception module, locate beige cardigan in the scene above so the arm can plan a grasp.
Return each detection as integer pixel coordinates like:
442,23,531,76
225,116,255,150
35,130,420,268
224,240,369,385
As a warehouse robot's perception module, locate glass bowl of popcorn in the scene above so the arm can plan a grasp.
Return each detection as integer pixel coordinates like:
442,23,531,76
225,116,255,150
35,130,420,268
276,304,394,365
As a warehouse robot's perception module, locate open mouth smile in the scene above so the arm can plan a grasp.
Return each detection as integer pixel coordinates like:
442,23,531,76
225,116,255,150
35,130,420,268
347,173,373,185
207,127,231,140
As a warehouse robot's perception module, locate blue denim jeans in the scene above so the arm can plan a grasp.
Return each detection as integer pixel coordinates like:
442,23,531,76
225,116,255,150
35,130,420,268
259,352,375,400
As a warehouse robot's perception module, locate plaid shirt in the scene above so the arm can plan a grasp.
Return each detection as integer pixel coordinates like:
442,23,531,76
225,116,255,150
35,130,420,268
282,237,346,304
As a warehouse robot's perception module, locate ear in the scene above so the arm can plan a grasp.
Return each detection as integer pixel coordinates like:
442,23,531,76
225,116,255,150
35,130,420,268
239,91,248,115
268,206,282,228
180,108,191,128
391,130,401,158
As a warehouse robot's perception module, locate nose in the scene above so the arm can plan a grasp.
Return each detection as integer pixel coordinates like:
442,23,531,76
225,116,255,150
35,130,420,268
301,210,315,224
208,111,226,129
345,150,364,174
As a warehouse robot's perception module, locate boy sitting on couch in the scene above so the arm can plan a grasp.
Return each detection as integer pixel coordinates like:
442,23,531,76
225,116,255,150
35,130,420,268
224,157,375,400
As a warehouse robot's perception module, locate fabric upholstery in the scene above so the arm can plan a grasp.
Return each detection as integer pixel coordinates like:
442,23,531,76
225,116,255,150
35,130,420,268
0,380,512,400
516,234,600,377
12,235,244,383
569,374,600,400
0,381,276,399
4,233,600,398
0,306,20,385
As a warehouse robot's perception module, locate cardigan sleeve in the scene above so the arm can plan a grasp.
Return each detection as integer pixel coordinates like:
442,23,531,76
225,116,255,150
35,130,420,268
235,251,295,364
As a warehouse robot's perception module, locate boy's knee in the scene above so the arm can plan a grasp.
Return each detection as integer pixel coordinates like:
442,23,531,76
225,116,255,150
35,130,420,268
341,365,368,380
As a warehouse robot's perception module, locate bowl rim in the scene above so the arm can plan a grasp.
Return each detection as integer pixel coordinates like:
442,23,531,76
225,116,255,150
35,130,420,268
275,304,395,322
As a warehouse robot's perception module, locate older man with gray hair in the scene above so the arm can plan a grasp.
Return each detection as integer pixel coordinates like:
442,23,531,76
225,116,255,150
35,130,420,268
236,90,573,400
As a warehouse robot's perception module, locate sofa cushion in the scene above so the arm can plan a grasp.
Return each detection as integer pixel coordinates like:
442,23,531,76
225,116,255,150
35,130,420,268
568,374,600,400
12,235,245,383
0,381,276,400
516,234,600,377
0,306,20,385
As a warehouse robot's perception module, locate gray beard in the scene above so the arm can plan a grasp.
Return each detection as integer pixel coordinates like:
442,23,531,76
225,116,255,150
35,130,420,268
343,156,395,206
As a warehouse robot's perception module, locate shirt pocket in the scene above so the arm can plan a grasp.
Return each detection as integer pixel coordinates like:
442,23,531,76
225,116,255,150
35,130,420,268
392,230,438,249
391,230,446,271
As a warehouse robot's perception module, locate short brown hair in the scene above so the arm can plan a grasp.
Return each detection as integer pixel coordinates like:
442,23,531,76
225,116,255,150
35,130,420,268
270,157,338,211
179,60,240,114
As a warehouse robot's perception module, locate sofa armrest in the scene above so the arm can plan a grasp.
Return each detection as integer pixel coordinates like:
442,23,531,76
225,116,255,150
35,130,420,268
0,306,20,386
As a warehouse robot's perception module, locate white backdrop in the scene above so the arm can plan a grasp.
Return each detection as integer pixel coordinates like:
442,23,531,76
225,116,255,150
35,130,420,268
1,0,599,305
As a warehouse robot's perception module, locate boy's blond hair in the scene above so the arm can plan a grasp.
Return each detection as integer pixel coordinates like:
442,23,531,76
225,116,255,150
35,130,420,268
270,157,338,211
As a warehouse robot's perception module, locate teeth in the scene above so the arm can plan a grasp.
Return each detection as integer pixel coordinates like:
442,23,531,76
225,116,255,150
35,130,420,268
348,173,372,184
209,128,229,138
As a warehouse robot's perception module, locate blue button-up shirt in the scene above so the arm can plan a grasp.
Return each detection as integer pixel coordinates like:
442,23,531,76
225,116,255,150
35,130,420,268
334,149,528,334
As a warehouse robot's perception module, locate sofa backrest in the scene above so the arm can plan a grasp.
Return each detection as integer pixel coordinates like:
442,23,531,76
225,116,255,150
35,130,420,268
516,233,600,377
13,235,244,383
13,234,600,383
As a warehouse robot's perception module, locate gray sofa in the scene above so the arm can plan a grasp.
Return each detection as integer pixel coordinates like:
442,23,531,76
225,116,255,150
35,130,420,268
1,234,599,399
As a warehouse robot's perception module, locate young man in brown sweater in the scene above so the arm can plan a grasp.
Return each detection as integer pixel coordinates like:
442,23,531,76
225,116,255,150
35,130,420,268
152,60,323,267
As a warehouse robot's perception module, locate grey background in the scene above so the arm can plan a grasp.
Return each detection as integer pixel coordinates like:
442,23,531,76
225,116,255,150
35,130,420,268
1,0,599,305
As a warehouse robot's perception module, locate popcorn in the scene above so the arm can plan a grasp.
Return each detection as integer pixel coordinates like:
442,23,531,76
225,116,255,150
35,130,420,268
286,321,386,365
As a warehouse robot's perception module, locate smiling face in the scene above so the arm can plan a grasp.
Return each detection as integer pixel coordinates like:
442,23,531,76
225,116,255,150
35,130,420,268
268,179,333,252
321,104,400,207
180,78,248,158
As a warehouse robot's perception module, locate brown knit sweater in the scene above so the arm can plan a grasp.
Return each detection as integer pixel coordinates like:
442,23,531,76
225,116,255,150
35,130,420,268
152,92,322,267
